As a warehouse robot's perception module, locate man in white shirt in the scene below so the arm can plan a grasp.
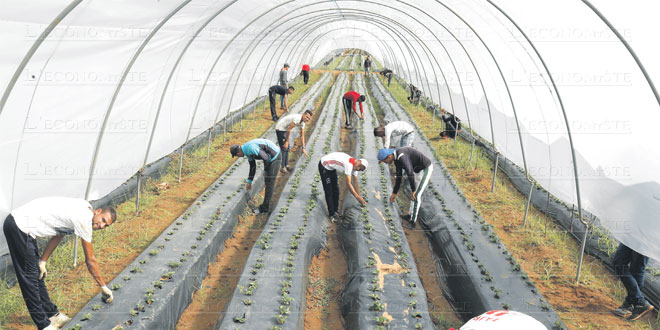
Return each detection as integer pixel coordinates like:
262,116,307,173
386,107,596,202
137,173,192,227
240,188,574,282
275,110,312,174
3,197,117,330
318,152,368,222
373,121,415,148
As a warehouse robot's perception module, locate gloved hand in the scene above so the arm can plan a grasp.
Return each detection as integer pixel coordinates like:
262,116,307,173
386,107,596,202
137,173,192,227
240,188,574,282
101,285,113,303
38,260,47,280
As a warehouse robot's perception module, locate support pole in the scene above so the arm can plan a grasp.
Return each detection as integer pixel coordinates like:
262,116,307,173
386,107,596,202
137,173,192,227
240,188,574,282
72,237,78,268
522,178,533,227
575,222,590,283
135,169,142,216
491,152,499,192
177,146,184,183
206,128,212,158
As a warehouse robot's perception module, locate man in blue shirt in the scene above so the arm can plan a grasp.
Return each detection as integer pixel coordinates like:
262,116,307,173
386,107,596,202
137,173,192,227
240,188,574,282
230,139,281,214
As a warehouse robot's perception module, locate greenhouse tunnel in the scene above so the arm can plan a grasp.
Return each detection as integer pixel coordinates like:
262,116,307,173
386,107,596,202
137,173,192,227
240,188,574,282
1,0,659,329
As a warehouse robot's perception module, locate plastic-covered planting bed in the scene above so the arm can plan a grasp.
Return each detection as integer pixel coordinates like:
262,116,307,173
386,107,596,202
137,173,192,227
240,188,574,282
336,53,350,71
369,76,565,329
394,75,660,310
62,73,332,330
215,73,348,330
338,74,434,330
349,52,358,71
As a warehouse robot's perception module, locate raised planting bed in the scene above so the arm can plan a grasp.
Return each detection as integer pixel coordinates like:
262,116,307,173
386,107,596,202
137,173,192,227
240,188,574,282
62,73,332,330
337,74,434,330
215,73,348,330
369,76,566,329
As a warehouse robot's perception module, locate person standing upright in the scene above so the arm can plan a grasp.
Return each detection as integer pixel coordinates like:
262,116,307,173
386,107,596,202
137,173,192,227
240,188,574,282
363,55,372,75
230,138,281,214
301,64,310,85
3,197,117,330
378,147,433,226
342,90,365,129
279,63,289,109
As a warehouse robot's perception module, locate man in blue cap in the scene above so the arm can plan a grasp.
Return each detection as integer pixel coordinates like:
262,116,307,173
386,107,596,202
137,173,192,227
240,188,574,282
378,147,433,225
230,138,281,214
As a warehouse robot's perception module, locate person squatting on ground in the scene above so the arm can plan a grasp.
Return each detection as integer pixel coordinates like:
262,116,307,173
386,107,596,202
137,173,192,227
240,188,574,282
342,90,365,129
611,243,655,320
301,64,310,85
278,63,289,108
363,55,372,75
230,138,281,214
318,152,368,223
268,85,294,121
373,120,415,148
378,147,433,225
407,84,421,105
3,197,117,330
439,108,461,139
380,68,393,87
275,110,312,174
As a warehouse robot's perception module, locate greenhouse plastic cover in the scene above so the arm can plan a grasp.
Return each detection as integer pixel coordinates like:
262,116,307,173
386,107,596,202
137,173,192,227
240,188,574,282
0,0,659,263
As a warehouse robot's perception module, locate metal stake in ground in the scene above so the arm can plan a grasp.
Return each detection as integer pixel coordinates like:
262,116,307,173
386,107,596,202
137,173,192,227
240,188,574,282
522,177,533,227
491,152,499,192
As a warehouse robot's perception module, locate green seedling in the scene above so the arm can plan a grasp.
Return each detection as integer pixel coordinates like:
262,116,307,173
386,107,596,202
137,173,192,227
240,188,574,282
281,294,294,305
149,249,158,256
375,316,389,325
139,259,148,264
111,283,122,291
243,298,254,306
279,305,290,315
276,314,287,324
91,304,101,311
409,300,417,308
81,313,92,321
130,266,143,273
369,302,385,311
168,261,181,268
152,280,163,289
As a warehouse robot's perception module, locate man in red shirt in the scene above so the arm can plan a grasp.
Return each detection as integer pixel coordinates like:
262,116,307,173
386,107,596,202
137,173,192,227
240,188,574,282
342,91,365,129
301,64,310,85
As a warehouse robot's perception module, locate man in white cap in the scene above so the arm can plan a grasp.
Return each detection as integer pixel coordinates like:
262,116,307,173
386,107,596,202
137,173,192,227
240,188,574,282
3,197,117,330
318,152,368,222
453,310,547,330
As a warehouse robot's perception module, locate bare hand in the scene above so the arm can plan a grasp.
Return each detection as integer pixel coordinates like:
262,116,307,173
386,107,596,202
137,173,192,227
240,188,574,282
410,191,417,201
101,285,113,303
38,260,47,280
246,183,252,191
389,193,396,203
283,141,289,149
358,196,367,206
303,148,308,157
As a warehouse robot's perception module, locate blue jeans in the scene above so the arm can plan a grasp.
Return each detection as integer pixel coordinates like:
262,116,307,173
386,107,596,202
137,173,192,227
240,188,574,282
613,244,648,305
400,133,414,147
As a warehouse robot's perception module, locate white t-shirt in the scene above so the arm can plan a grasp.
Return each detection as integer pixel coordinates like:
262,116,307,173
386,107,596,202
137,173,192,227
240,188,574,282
384,121,414,147
320,152,357,176
275,114,305,132
460,310,547,330
11,197,94,243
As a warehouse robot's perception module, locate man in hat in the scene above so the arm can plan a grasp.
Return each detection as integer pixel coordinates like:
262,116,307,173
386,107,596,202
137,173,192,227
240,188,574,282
230,138,281,214
318,152,368,223
3,197,117,329
378,147,433,225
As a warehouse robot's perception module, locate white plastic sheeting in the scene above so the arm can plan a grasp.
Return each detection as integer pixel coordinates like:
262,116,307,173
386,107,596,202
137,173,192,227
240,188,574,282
0,0,658,262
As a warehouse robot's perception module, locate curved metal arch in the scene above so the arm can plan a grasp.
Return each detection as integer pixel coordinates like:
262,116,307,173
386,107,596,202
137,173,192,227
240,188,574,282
85,0,191,198
484,0,587,281
0,0,83,118
581,0,659,107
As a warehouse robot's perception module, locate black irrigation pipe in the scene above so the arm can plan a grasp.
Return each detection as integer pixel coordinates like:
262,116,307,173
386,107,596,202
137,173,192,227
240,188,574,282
369,76,565,329
60,74,331,330
216,72,344,330
338,74,434,329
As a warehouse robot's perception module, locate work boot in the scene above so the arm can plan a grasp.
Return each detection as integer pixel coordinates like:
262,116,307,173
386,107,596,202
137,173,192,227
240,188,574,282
280,168,289,174
627,302,654,321
612,302,633,317
285,165,293,172
49,312,71,328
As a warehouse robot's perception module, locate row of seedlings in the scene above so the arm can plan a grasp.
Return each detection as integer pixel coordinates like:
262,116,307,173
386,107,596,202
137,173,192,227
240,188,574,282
216,73,348,330
337,74,433,329
369,76,565,329
63,74,333,330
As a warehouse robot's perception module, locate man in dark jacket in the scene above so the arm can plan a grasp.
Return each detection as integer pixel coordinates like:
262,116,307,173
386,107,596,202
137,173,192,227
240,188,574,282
439,108,461,139
363,56,372,75
268,85,294,121
230,138,281,214
378,147,433,225
380,69,393,86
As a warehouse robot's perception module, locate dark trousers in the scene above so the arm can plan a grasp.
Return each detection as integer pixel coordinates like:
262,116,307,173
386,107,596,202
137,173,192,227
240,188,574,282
386,73,392,86
3,215,58,330
275,130,289,168
613,244,649,305
268,89,279,120
439,129,457,139
279,83,286,108
302,70,309,84
260,153,281,212
342,98,354,127
319,162,339,216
